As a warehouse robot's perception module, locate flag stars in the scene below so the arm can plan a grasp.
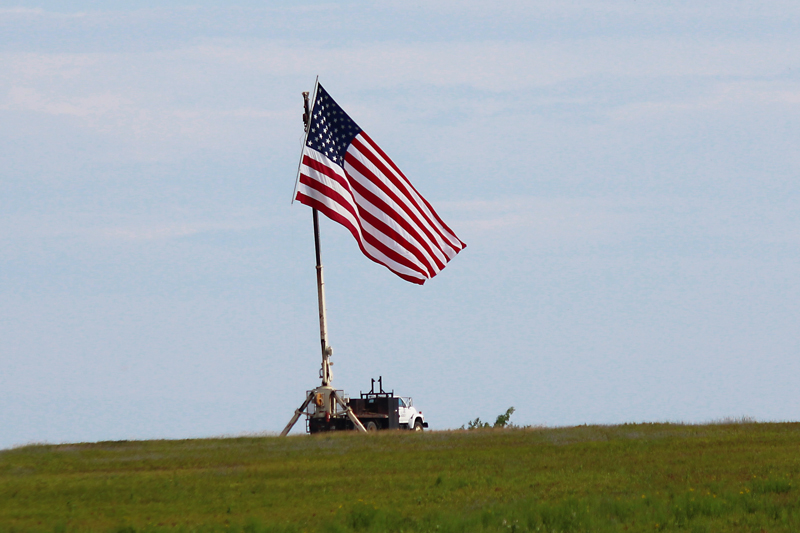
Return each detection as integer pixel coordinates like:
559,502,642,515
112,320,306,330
305,84,361,168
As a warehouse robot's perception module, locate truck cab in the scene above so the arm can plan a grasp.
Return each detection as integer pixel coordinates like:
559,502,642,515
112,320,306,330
397,396,426,431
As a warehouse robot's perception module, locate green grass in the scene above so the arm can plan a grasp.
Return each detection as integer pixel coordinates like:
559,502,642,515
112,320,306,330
2,423,799,532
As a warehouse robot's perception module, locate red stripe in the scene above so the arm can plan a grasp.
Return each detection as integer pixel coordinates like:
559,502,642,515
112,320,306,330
302,153,351,195
346,157,446,271
392,271,426,285
359,131,464,248
295,191,361,243
296,190,429,283
359,132,465,250
298,174,358,222
360,228,430,279
297,193,426,285
358,207,434,277
348,138,456,257
346,146,447,270
345,166,443,274
297,136,463,284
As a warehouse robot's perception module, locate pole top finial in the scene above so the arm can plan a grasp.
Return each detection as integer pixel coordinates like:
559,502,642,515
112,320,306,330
302,91,311,131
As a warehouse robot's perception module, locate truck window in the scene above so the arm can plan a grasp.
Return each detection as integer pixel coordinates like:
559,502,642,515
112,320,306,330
399,398,407,408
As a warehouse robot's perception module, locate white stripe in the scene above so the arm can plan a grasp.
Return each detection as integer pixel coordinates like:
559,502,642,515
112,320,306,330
303,147,437,277
345,163,443,275
361,139,462,254
345,145,452,263
358,213,433,277
297,174,429,281
354,134,463,250
296,180,360,233
300,151,357,210
352,189,439,277
297,136,463,283
346,157,447,269
348,138,461,258
359,222,429,281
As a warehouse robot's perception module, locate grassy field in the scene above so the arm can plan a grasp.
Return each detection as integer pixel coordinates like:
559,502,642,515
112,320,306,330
1,423,799,532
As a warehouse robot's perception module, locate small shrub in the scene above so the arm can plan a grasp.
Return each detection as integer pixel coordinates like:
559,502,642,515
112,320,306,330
463,418,490,430
462,407,515,430
494,407,515,428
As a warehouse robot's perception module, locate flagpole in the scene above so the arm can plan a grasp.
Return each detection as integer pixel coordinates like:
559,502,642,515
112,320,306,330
301,88,332,387
313,208,332,386
280,85,367,436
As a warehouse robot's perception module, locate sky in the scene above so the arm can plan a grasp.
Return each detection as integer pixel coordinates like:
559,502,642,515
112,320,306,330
1,1,799,449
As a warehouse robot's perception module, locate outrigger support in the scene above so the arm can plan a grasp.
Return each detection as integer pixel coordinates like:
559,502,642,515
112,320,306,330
332,390,367,432
280,390,314,437
280,88,365,436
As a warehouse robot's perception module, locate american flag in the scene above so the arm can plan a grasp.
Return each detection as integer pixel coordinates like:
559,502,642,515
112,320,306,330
293,83,465,285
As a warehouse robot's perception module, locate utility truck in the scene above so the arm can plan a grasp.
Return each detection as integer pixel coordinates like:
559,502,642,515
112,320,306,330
305,377,428,434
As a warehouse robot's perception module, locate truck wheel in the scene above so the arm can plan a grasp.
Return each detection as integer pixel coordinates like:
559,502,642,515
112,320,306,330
366,421,379,432
413,419,424,432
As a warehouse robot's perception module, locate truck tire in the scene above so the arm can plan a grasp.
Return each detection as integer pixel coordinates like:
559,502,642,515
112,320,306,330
366,421,379,432
413,419,424,432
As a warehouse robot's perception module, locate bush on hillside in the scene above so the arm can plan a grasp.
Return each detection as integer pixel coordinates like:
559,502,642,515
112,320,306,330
462,406,515,430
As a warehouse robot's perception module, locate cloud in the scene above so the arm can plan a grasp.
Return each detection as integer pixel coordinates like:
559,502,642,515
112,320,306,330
97,220,265,242
0,209,273,244
0,7,90,19
606,80,800,122
2,6,799,187
0,7,45,15
440,197,642,244
3,86,130,117
3,33,798,126
186,39,800,92
440,195,800,251
394,0,800,17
